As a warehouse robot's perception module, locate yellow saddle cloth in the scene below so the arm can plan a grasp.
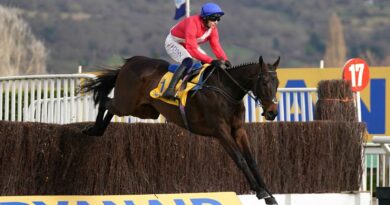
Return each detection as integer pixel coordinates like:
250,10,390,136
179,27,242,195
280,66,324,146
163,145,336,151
150,64,209,106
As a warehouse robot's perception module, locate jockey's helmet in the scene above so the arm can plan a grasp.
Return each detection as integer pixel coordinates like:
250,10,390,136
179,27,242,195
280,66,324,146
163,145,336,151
200,3,224,18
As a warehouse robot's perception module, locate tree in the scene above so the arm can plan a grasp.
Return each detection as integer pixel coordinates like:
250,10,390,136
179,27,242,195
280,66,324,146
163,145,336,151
0,5,47,76
324,12,346,68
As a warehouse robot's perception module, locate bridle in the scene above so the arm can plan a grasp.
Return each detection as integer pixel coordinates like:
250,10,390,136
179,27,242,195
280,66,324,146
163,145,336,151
251,70,278,105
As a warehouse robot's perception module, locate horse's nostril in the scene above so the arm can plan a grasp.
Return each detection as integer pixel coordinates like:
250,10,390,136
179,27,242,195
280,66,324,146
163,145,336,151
266,112,272,120
265,110,278,121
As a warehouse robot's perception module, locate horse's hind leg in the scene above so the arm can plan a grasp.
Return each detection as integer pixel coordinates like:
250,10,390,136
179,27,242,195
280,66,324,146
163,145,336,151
83,97,114,136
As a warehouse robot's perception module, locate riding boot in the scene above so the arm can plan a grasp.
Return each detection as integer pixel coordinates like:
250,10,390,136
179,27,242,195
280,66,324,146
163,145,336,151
162,58,193,99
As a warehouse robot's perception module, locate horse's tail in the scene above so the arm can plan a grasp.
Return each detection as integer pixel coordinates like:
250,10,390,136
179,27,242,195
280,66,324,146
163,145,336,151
79,69,120,106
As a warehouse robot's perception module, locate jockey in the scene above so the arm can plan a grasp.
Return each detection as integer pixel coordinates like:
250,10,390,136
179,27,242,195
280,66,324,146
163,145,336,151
163,2,232,99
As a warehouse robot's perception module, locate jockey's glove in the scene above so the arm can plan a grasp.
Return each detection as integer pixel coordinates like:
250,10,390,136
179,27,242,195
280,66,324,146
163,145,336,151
211,59,226,69
225,60,232,68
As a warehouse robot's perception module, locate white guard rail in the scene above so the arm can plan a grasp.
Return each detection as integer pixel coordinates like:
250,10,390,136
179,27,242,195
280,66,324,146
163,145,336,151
363,136,390,199
0,74,95,123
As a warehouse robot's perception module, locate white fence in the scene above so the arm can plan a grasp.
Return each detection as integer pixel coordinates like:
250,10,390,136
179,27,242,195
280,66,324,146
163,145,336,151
0,73,382,198
363,140,390,198
0,74,96,123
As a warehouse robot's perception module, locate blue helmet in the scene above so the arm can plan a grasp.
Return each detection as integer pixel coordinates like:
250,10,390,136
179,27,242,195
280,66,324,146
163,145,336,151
200,3,224,17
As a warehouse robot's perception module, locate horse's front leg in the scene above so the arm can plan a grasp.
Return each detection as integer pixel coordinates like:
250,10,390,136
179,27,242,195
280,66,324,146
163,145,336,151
215,125,265,198
233,127,277,205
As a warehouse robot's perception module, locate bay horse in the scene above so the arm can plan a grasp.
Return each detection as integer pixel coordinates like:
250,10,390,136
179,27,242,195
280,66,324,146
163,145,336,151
80,56,280,205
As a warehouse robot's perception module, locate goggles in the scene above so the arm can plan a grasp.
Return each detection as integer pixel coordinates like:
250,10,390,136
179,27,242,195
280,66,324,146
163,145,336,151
207,14,221,22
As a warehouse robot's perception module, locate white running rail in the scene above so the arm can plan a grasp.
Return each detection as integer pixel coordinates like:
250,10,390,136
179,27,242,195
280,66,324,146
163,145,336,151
363,137,390,198
0,74,95,123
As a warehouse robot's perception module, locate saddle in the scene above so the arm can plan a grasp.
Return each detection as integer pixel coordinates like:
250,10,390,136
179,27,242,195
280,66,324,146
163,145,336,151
150,63,209,106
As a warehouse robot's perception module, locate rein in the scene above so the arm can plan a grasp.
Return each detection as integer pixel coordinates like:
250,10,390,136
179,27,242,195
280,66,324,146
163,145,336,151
208,66,276,106
198,67,257,104
203,85,242,104
189,65,246,104
219,67,258,101
189,65,276,106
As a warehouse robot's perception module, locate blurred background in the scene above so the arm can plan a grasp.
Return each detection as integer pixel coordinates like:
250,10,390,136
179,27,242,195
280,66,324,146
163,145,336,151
0,0,389,74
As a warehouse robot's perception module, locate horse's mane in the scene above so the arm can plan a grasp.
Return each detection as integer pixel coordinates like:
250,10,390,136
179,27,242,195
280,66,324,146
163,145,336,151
227,62,258,70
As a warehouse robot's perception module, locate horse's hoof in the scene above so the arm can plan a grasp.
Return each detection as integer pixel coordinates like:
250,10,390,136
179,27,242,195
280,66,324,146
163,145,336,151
265,197,278,205
82,126,103,136
256,190,269,199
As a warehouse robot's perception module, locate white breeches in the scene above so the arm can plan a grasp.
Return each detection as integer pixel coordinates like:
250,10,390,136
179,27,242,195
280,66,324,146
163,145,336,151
165,33,207,63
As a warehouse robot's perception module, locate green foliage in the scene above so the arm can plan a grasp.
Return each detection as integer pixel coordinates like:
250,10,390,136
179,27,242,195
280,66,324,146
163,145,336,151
305,32,325,55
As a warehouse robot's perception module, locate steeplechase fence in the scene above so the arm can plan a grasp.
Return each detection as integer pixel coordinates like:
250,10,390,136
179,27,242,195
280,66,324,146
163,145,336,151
0,121,365,195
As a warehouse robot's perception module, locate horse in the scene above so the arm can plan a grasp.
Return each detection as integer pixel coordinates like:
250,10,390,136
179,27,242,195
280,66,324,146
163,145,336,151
80,55,280,205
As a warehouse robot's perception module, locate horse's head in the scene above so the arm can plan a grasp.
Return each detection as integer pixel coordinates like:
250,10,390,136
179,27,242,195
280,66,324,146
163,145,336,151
252,56,280,121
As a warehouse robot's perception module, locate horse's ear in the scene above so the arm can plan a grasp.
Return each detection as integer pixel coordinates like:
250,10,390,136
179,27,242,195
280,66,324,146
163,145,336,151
273,56,280,69
259,56,264,65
